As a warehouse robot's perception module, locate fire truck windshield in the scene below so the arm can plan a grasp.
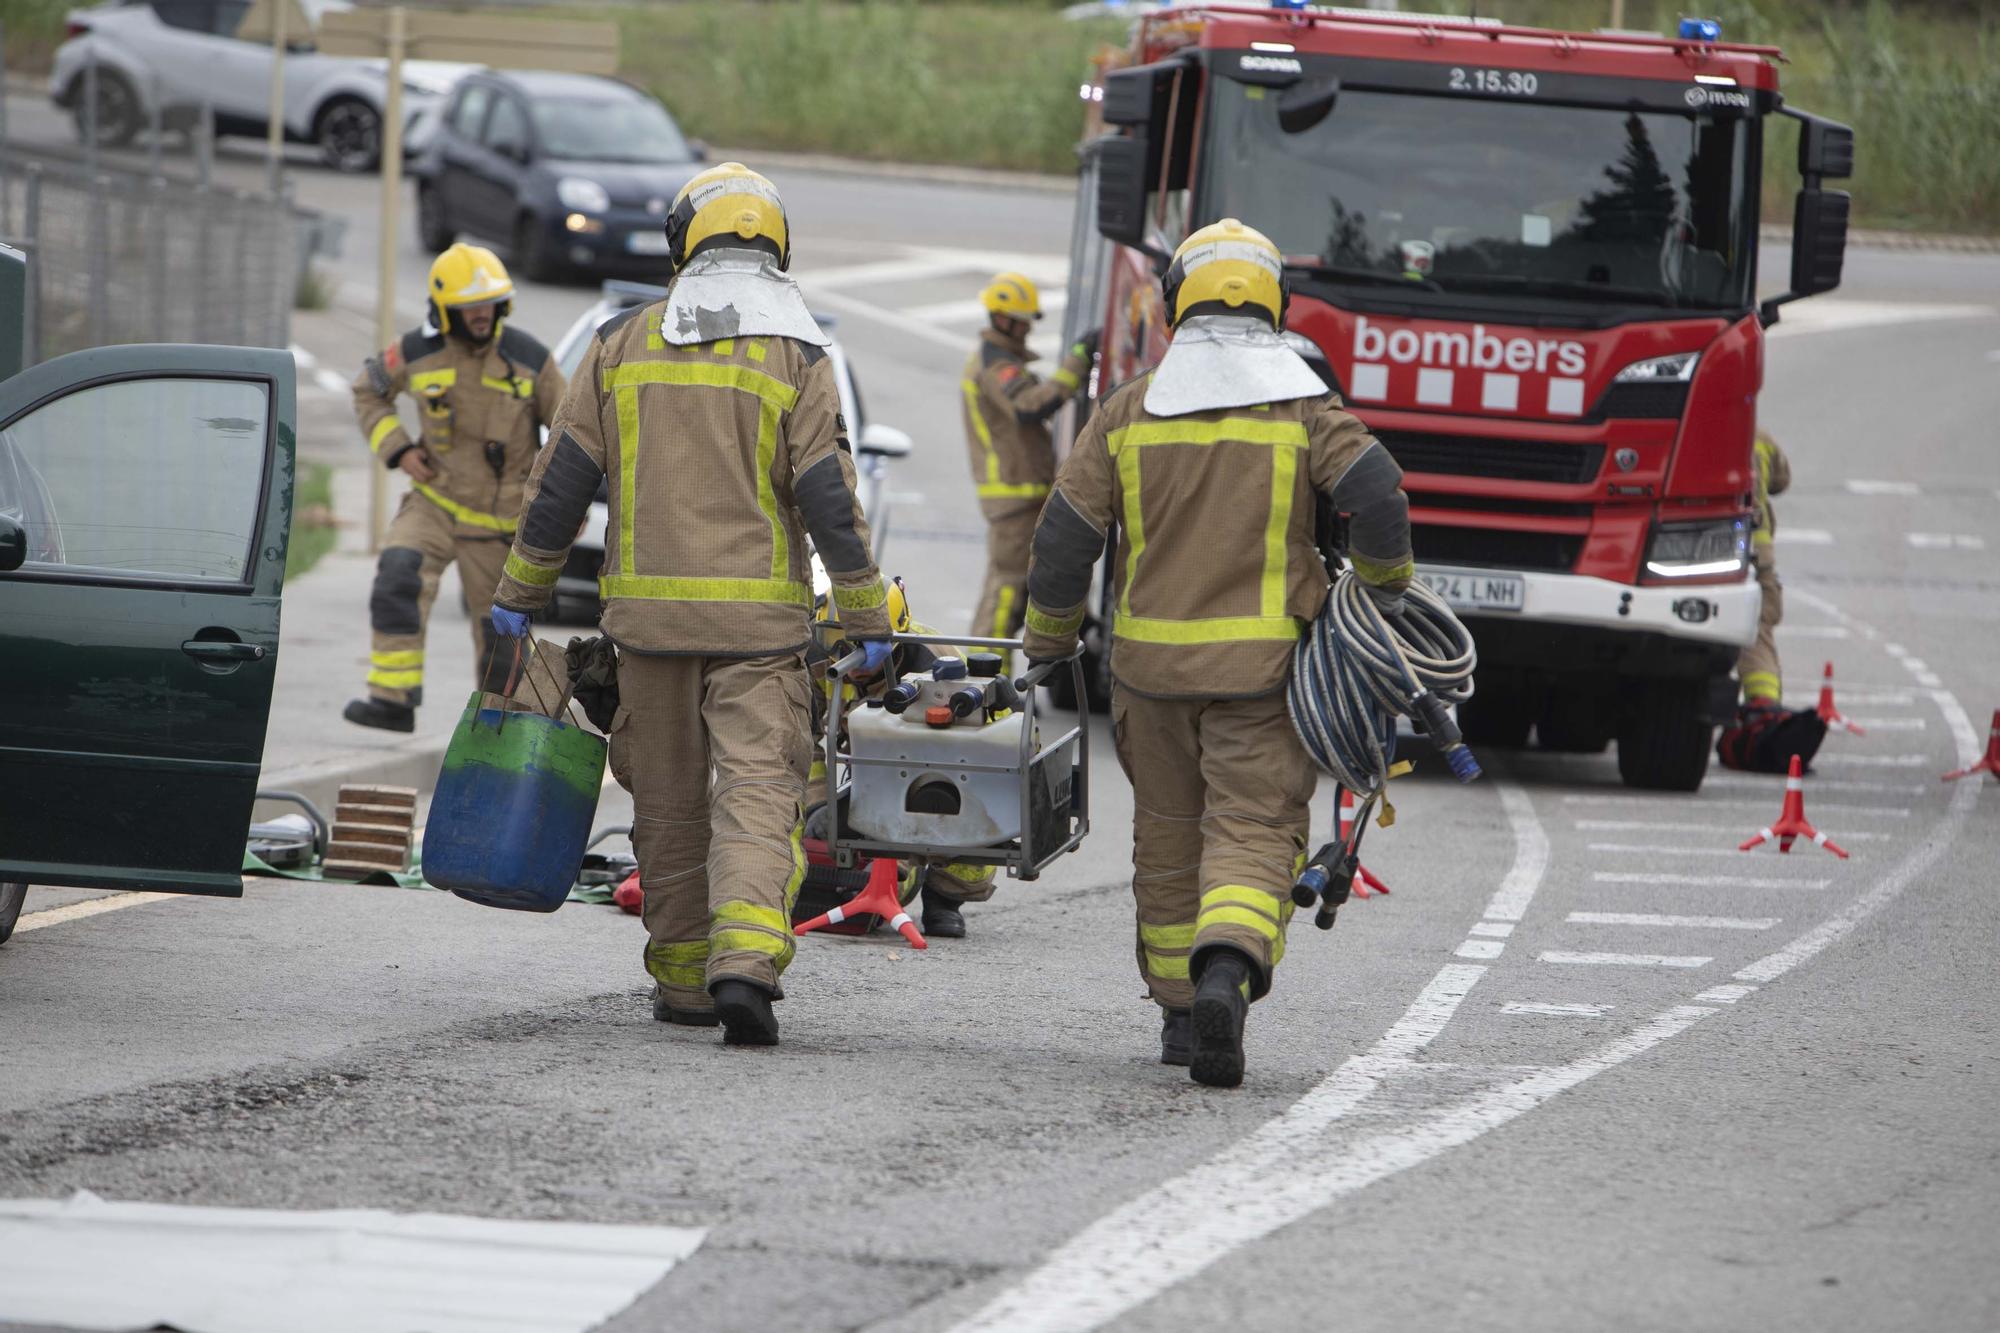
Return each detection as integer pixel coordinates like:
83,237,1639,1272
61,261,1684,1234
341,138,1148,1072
1201,79,1757,314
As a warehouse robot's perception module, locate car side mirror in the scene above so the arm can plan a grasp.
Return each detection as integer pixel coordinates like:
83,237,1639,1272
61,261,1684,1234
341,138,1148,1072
0,514,26,572
857,422,912,459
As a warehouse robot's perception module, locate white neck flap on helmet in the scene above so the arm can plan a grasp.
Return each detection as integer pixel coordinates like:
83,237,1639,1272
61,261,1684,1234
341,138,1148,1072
1143,314,1326,417
659,248,830,348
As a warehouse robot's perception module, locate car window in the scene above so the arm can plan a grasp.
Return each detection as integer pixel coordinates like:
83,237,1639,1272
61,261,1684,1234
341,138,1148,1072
213,0,251,35
449,85,492,140
531,96,693,164
484,96,531,159
150,0,221,33
0,377,270,582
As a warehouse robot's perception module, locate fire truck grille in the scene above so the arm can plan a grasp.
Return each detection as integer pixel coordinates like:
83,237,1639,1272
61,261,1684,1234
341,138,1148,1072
1377,431,1604,485
1411,524,1584,572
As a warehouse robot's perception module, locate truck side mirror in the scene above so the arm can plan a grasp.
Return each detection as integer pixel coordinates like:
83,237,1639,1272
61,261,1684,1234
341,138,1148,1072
1277,78,1339,135
1760,109,1854,327
1096,135,1150,251
1795,112,1854,180
0,514,26,573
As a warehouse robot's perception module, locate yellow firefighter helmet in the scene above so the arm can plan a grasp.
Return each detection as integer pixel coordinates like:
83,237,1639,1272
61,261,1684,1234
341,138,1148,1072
979,271,1043,321
426,243,514,336
1161,218,1287,329
663,161,791,273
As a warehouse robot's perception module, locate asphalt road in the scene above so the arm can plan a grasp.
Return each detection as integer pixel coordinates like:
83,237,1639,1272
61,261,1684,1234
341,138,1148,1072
3,98,1999,1333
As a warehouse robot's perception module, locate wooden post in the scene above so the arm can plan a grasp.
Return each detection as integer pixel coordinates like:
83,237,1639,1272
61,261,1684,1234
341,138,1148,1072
370,5,407,553
1610,0,1627,29
265,0,288,193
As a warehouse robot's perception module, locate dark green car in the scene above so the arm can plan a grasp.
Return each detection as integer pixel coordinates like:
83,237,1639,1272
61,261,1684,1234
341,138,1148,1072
0,302,296,941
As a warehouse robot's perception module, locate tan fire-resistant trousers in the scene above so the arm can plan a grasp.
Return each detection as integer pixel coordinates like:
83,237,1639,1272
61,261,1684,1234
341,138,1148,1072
610,650,813,1014
1111,686,1314,1010
364,493,510,707
1739,546,1783,703
971,502,1040,659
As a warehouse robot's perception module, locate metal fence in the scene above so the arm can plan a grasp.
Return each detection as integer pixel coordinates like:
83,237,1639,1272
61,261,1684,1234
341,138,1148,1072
0,146,311,366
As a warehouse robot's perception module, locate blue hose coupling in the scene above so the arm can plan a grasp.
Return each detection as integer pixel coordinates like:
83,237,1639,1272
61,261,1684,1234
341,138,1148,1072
1445,743,1483,782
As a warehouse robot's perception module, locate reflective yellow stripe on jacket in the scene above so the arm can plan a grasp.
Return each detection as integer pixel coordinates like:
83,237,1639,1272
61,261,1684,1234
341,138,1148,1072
963,377,1051,503
598,361,811,607
1106,417,1308,646
412,481,516,533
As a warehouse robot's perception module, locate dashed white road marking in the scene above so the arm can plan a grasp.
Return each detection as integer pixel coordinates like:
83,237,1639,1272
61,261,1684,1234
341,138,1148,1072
1845,717,1926,732
15,893,180,933
1777,624,1851,639
1503,1002,1611,1017
1455,939,1505,960
1907,533,1987,551
1810,752,1931,768
1568,912,1778,931
1695,984,1757,1004
1592,872,1830,890
1844,479,1921,496
1480,783,1547,923
1775,527,1834,546
803,286,970,353
1562,793,1910,817
1700,773,1922,796
1468,922,1515,938
1765,300,1993,341
1590,842,1859,859
1575,818,1889,839
1540,951,1712,968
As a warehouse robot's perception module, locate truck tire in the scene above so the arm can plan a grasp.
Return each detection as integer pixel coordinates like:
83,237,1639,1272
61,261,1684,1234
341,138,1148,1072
0,882,28,945
1616,680,1712,792
1537,704,1610,754
1459,689,1532,749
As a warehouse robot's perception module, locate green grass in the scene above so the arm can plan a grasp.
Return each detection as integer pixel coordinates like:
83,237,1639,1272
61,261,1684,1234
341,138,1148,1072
0,0,76,74
285,461,336,581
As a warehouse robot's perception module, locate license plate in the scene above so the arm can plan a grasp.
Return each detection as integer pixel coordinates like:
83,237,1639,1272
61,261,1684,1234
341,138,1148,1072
1418,566,1526,613
625,230,671,255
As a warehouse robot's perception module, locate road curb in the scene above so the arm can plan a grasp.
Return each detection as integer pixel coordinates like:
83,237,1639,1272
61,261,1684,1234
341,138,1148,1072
254,737,452,828
1759,223,2000,254
714,145,1074,195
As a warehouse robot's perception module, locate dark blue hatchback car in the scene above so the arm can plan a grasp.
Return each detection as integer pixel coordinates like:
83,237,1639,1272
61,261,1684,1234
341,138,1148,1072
412,70,707,280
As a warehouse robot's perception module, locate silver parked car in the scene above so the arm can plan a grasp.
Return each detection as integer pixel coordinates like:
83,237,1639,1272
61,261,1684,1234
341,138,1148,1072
49,0,472,171
537,281,913,625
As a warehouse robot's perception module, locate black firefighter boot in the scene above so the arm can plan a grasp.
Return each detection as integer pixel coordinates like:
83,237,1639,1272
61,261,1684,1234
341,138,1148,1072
652,985,719,1028
920,884,967,939
1160,1009,1192,1067
712,979,780,1047
1189,948,1253,1088
343,697,416,733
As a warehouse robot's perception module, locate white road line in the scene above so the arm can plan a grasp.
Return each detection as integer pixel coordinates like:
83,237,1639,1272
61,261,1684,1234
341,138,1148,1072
287,342,318,370
1503,1002,1611,1017
1781,690,1917,709
1810,753,1932,768
904,291,1070,325
1539,951,1712,968
1574,819,1890,839
1588,842,1841,858
1907,533,1987,551
1775,528,1833,546
1481,782,1547,923
1734,690,1981,986
1567,912,1778,930
1455,939,1505,960
1699,773,1923,796
952,1000,1726,1333
1468,921,1514,938
15,893,180,932
1844,479,1922,496
1766,300,1993,341
1562,793,1911,817
1593,872,1830,890
1845,717,1926,732
802,287,968,352
312,368,349,396
1777,624,1851,639
1695,984,1757,1004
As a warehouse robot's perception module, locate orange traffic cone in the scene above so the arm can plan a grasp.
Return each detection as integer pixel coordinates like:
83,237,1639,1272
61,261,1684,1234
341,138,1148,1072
1739,754,1848,858
1942,709,2000,783
794,855,926,949
1815,661,1865,736
1339,788,1390,898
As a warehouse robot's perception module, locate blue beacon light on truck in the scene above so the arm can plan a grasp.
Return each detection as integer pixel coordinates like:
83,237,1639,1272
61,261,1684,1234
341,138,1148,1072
1679,17,1723,41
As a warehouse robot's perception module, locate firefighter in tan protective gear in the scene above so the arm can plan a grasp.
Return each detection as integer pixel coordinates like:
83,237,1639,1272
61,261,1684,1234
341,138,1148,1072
961,273,1098,659
490,164,890,1047
810,578,998,938
1021,220,1414,1088
342,243,566,733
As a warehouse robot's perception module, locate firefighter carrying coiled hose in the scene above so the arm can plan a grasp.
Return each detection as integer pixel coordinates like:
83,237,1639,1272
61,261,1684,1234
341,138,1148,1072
1287,570,1480,930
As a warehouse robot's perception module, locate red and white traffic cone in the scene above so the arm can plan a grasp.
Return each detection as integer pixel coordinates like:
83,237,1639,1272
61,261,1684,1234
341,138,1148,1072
1739,754,1849,858
1815,661,1866,736
794,856,926,949
1339,788,1390,898
1942,709,2000,783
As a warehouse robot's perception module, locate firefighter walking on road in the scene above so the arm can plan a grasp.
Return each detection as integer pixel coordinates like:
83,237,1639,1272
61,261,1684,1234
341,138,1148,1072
343,243,566,733
489,164,891,1047
1021,220,1413,1088
961,273,1097,658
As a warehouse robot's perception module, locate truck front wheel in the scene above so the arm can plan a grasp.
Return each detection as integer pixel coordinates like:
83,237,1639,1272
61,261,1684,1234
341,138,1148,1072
1616,679,1713,792
1459,688,1533,750
0,881,28,945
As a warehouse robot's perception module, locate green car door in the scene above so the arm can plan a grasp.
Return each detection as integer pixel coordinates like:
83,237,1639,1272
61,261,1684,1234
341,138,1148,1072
0,343,295,896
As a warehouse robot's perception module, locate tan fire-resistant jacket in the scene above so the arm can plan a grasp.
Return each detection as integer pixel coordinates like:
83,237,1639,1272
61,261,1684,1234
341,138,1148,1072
961,328,1091,519
492,304,889,656
1022,377,1413,699
1751,431,1791,557
353,325,566,535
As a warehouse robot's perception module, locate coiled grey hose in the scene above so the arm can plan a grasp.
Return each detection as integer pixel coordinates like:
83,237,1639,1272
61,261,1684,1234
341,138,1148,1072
1287,570,1482,801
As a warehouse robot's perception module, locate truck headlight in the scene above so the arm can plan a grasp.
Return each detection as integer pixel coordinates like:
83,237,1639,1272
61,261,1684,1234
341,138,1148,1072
1643,518,1747,580
1615,351,1700,383
557,177,610,213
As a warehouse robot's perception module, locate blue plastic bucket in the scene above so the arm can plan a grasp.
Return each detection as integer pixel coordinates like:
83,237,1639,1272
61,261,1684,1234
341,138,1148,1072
422,692,606,912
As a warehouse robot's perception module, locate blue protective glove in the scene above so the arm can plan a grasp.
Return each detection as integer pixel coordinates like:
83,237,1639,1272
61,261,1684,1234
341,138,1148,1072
490,606,531,639
858,639,894,674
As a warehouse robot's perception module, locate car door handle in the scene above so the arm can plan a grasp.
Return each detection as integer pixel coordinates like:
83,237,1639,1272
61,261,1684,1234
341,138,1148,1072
181,640,266,662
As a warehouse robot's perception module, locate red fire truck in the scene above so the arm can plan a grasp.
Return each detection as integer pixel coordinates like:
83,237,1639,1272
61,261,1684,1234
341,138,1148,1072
1058,4,1852,791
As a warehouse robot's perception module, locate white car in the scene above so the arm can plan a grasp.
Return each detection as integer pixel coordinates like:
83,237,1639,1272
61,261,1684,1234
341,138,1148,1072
538,281,914,625
49,0,473,171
